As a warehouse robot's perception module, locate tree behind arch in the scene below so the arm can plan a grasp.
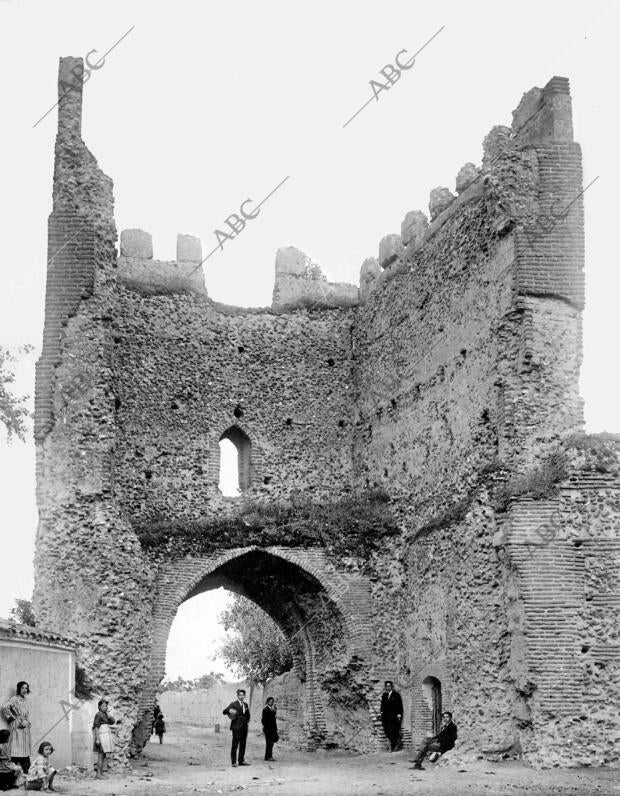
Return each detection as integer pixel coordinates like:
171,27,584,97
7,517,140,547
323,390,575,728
218,595,293,688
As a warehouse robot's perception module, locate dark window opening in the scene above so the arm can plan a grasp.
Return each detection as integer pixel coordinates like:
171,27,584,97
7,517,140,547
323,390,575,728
233,404,243,419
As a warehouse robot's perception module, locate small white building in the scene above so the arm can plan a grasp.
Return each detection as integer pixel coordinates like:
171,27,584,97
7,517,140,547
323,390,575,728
0,619,92,768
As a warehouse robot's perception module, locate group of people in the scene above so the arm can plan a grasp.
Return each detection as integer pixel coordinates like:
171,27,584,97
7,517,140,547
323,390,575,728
222,690,279,766
0,682,56,791
0,680,119,790
0,677,455,789
379,680,458,771
219,682,457,772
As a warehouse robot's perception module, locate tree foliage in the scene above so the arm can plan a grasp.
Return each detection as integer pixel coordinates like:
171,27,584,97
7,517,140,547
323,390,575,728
0,345,33,443
157,672,225,693
9,598,35,626
218,596,293,687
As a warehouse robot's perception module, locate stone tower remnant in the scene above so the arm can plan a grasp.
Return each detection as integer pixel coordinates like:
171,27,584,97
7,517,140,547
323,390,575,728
33,60,620,767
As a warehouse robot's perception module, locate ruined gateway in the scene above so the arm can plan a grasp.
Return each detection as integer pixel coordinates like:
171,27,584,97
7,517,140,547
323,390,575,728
33,58,620,769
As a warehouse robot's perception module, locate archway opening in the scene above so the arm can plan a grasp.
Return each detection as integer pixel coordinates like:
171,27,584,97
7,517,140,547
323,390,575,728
140,549,373,757
157,587,293,741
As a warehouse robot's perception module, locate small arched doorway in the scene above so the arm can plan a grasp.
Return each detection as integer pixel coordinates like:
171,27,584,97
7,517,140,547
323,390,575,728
422,676,442,735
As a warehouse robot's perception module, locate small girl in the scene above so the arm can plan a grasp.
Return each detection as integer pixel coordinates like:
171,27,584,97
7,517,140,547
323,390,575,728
154,713,166,744
25,742,56,791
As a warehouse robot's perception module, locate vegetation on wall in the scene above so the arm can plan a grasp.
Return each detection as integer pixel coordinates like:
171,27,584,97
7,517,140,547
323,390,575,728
492,450,569,511
413,434,619,541
136,487,399,561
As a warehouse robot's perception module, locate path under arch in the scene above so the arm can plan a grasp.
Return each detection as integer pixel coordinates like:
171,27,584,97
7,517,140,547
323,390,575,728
133,546,377,753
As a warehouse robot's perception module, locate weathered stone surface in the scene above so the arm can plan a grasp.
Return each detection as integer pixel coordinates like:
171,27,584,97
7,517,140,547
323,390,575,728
118,257,207,297
428,187,455,220
512,87,543,133
120,229,153,259
176,234,202,263
482,125,512,170
359,258,381,300
272,249,358,310
455,163,480,195
401,210,428,248
275,246,308,276
378,234,403,269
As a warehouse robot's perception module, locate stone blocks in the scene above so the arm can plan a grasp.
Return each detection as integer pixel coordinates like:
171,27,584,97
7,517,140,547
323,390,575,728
120,229,153,259
455,163,480,195
401,211,428,249
379,235,403,270
428,187,456,221
177,234,202,263
360,258,381,300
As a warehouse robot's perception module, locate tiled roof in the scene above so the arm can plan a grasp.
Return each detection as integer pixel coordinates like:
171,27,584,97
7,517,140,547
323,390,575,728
0,619,76,649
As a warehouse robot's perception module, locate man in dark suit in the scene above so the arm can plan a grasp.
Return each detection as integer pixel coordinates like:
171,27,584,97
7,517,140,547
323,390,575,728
223,689,251,767
379,680,404,751
411,711,457,769
261,697,278,761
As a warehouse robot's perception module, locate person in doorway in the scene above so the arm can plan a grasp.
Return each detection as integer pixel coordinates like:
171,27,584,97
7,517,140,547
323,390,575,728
261,698,279,761
25,742,56,792
411,711,457,769
379,680,403,751
0,729,24,790
223,689,251,767
92,699,116,779
154,713,166,744
1,681,32,773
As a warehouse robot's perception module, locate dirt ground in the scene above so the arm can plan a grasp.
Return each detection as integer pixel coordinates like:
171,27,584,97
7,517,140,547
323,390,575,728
55,722,619,796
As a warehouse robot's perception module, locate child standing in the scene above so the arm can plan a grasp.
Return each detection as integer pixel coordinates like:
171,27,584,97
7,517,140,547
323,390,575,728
154,714,166,744
92,699,116,778
25,742,56,791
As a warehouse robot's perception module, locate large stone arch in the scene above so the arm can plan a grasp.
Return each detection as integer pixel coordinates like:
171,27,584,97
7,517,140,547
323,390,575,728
132,546,376,751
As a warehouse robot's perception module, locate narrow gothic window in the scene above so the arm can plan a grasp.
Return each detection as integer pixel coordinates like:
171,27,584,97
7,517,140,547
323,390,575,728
219,426,251,495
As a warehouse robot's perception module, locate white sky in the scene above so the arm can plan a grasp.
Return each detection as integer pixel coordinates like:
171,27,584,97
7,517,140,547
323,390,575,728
0,0,618,679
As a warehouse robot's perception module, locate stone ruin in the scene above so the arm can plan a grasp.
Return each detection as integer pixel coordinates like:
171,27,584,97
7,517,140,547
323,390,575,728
33,58,620,768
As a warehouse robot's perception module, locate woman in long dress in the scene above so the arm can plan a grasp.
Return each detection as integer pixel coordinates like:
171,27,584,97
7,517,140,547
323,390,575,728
1,681,32,773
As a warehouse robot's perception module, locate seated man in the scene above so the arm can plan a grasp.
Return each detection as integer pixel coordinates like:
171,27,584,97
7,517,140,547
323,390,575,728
411,711,457,770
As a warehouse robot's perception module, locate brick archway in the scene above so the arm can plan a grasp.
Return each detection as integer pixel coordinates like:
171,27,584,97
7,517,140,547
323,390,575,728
132,546,375,751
